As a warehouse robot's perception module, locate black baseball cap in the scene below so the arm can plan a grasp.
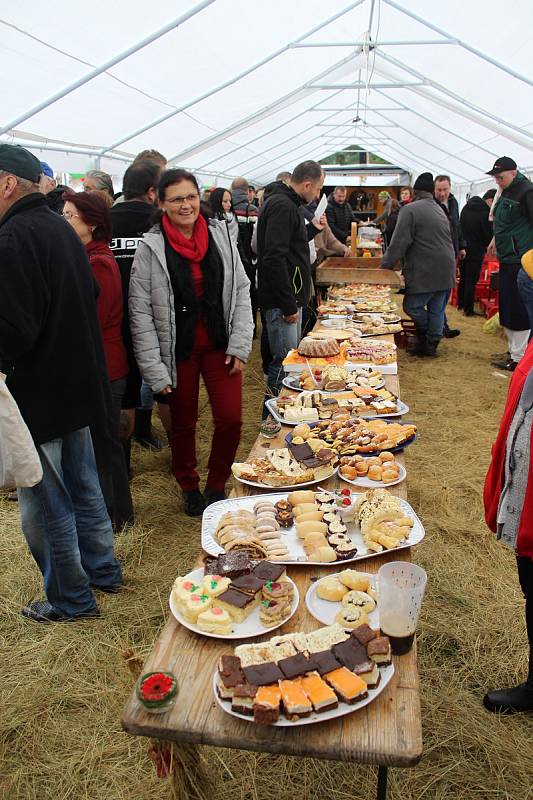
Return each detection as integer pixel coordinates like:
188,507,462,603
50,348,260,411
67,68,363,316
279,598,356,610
486,156,517,176
0,144,42,182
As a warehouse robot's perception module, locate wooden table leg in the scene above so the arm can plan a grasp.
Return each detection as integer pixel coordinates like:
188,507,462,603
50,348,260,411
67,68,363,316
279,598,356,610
376,765,388,800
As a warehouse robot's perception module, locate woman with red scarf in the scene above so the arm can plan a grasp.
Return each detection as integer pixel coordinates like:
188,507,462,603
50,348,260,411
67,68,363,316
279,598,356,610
63,190,133,529
483,341,533,712
129,169,253,516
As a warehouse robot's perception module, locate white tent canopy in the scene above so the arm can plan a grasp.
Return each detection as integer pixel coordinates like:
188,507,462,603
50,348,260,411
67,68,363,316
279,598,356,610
1,0,532,194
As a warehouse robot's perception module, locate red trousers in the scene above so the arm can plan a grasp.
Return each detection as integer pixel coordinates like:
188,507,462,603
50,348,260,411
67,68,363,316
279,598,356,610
168,338,242,492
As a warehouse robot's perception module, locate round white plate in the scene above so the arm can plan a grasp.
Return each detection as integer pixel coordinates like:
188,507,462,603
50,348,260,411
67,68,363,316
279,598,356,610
337,462,407,489
319,318,357,330
281,374,385,393
233,469,336,491
201,492,425,566
169,568,299,640
351,315,401,324
305,571,379,628
213,662,394,726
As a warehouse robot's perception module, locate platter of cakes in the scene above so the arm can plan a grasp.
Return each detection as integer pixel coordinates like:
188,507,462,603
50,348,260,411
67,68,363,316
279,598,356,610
286,419,416,459
305,569,379,629
213,623,394,726
201,488,425,565
329,284,393,300
283,337,398,374
282,365,385,393
169,562,299,640
338,453,406,488
265,389,408,425
231,447,336,489
351,312,401,326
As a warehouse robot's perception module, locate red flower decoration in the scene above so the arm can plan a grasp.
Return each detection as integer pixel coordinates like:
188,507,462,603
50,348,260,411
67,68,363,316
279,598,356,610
140,673,175,702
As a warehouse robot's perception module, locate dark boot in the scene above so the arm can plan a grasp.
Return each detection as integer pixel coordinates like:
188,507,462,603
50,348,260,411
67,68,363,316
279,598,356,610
183,490,206,517
423,339,439,357
204,487,227,506
134,409,164,450
483,682,533,714
443,323,461,338
407,330,427,356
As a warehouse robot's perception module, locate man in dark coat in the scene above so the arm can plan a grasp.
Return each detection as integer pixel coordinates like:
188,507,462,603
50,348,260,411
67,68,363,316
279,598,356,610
434,175,466,338
110,159,168,453
459,189,496,315
326,186,355,243
0,144,122,623
487,157,533,371
256,160,325,406
381,172,456,357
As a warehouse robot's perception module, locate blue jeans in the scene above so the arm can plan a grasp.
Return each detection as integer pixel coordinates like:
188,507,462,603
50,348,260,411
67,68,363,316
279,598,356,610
18,427,123,617
517,268,533,340
403,290,449,343
264,308,302,415
139,380,154,410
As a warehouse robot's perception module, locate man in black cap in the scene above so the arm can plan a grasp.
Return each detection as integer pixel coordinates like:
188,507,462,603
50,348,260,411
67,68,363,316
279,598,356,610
486,157,533,371
0,143,122,623
381,171,456,356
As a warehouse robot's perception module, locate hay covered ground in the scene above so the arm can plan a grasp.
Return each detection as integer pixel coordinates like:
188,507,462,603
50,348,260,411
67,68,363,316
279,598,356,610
1,308,532,800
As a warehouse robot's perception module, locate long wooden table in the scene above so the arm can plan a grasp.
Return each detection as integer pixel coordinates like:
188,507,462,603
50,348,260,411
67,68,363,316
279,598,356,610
121,326,422,800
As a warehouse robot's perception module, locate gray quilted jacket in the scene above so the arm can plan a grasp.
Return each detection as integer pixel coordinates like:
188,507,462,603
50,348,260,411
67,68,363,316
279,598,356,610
129,218,253,392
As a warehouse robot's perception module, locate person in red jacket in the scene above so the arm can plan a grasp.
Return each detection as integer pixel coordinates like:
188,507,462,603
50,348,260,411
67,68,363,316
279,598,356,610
483,340,533,712
63,191,133,529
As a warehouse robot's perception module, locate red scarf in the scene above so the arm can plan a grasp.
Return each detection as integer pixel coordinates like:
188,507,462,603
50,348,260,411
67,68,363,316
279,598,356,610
162,212,209,262
484,340,533,557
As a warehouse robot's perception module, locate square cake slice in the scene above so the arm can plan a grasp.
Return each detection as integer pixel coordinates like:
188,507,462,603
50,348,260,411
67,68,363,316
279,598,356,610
243,662,284,687
231,683,257,715
279,678,313,719
312,649,342,677
278,652,316,679
333,638,374,674
300,671,338,713
324,668,368,704
253,684,281,725
215,588,259,623
367,636,392,665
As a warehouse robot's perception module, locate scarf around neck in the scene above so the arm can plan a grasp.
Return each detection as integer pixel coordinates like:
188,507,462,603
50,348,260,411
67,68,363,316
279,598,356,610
161,212,209,262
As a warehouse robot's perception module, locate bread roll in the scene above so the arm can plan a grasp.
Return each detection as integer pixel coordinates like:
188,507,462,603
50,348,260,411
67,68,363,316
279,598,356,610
338,569,370,592
309,545,337,563
316,576,348,602
293,503,320,517
296,520,328,538
368,465,383,481
303,533,328,553
295,510,324,523
287,491,316,506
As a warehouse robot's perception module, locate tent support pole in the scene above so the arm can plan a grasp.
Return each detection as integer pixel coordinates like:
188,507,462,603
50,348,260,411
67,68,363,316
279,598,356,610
375,49,533,146
0,0,215,136
98,0,367,155
382,0,533,88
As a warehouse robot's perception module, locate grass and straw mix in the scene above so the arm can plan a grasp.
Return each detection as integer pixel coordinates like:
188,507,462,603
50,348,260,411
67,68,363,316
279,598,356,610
1,310,532,799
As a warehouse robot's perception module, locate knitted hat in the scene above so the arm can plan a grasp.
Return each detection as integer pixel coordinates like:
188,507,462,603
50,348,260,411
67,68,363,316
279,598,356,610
413,172,434,193
40,161,54,178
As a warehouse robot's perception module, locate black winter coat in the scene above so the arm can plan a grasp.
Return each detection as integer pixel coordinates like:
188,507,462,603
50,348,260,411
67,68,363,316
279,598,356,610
257,181,317,315
326,197,355,242
0,193,110,445
436,193,465,256
459,196,493,260
110,200,154,407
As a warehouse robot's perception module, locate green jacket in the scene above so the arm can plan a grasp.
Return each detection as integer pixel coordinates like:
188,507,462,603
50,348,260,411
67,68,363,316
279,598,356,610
494,171,533,264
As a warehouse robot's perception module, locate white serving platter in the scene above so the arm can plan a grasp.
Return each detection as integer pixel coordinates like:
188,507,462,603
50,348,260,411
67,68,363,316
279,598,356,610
264,397,409,426
169,567,299,640
337,462,407,489
213,662,394,727
281,373,386,393
233,468,336,491
201,492,425,566
305,571,379,628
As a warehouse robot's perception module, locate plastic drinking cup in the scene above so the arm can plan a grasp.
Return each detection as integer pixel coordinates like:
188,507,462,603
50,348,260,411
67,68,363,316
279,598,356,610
377,562,427,655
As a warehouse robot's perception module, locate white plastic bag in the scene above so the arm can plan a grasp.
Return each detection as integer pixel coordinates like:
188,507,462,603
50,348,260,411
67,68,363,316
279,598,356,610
0,372,43,489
